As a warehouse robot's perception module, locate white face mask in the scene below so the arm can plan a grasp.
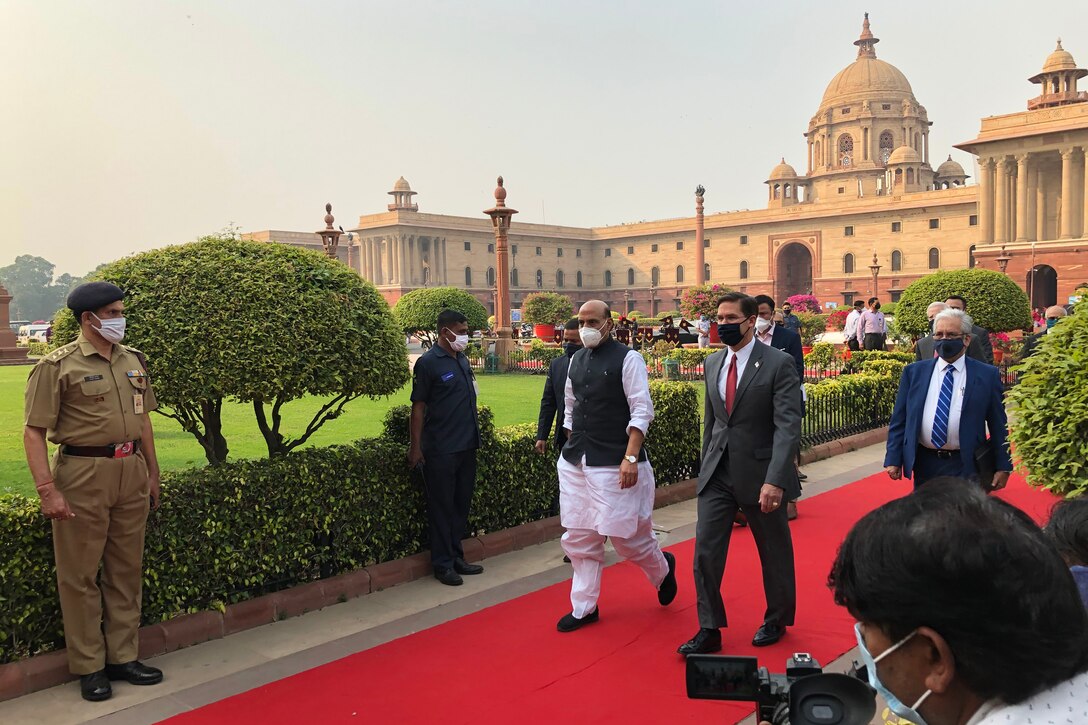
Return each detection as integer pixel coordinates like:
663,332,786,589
91,313,126,344
444,329,469,352
579,322,608,349
755,317,773,333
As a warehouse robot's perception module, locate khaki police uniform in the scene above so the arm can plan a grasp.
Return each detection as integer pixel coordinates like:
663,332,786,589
24,333,158,675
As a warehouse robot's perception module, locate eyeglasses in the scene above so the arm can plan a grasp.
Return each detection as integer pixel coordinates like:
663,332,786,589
932,333,965,340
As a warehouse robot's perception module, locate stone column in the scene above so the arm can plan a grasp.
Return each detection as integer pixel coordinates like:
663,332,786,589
1061,147,1075,239
361,239,372,281
391,236,401,284
408,236,417,285
1015,154,1030,242
1082,147,1088,238
994,157,1008,243
385,238,394,284
978,158,994,244
438,237,447,284
1036,173,1048,242
1028,165,1040,242
923,130,930,166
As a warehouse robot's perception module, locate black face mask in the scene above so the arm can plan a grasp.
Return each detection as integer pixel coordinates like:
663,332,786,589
717,321,748,346
935,338,965,362
563,342,582,357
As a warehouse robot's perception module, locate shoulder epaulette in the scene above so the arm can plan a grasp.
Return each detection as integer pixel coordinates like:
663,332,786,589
41,342,78,365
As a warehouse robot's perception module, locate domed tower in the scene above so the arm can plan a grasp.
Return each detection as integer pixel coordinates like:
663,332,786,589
934,154,969,189
805,14,934,201
387,176,419,212
765,158,806,208
1027,39,1088,109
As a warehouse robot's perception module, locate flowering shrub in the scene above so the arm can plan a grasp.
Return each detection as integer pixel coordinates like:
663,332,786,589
827,308,851,331
680,283,735,319
786,294,823,313
989,331,1022,358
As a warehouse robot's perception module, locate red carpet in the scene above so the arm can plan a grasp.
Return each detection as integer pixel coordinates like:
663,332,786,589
164,474,1055,725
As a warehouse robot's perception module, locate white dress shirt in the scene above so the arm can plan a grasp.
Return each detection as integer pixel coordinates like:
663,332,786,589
563,347,655,437
718,336,757,403
755,321,775,347
843,309,861,339
920,354,967,450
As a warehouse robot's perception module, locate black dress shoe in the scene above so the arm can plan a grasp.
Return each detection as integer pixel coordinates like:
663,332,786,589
434,567,464,586
734,511,748,527
104,660,163,686
752,623,785,647
556,608,599,632
797,470,808,481
563,555,571,563
677,628,722,655
658,551,677,606
454,558,484,575
80,670,112,701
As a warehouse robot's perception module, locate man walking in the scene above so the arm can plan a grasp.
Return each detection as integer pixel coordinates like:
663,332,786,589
23,282,164,702
555,300,677,632
1020,305,1067,359
534,318,581,456
857,298,887,350
678,292,802,655
779,302,801,333
842,299,865,351
885,308,1012,489
944,295,993,364
696,314,711,348
915,301,988,362
408,309,484,586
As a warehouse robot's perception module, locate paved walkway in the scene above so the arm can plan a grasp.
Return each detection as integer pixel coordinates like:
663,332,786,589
0,444,888,725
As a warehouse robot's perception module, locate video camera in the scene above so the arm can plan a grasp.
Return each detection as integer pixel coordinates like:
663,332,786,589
686,653,875,725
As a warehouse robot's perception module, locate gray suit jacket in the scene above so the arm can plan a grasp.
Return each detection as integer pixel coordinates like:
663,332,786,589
915,327,990,364
698,340,803,502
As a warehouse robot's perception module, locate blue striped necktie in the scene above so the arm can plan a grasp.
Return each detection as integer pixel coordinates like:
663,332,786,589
931,365,955,449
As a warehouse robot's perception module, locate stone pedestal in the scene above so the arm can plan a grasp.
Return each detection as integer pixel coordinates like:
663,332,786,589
0,285,30,366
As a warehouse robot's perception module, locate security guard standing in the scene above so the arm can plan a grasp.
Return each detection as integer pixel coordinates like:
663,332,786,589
23,282,164,702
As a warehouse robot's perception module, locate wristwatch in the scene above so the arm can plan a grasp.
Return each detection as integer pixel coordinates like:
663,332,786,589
624,455,637,464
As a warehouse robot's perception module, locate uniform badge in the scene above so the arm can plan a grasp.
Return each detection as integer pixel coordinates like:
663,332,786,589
84,374,104,382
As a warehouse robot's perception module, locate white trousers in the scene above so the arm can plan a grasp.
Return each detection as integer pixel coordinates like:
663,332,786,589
557,456,668,618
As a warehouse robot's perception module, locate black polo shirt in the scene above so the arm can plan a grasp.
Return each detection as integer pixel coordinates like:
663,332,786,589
410,344,480,455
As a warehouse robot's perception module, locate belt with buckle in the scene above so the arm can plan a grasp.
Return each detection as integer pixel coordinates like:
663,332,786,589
918,445,958,460
62,441,141,459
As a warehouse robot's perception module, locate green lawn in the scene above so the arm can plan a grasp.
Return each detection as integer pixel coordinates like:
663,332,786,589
1,365,551,498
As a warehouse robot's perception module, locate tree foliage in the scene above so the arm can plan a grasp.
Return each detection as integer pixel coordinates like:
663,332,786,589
895,269,1031,337
54,236,408,463
785,294,822,313
680,283,735,319
521,291,574,325
0,255,86,322
392,286,488,346
1007,301,1088,496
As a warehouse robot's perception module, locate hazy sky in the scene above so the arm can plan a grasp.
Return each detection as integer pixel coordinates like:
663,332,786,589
3,1,1087,276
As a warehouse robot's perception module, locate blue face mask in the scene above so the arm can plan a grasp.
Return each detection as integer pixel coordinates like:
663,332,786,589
854,623,932,725
1046,317,1058,329
934,338,964,362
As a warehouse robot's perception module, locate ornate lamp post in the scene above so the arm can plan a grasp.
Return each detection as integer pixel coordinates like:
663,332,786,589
869,252,881,299
649,281,658,318
623,288,631,315
484,177,518,359
996,245,1013,274
316,203,342,259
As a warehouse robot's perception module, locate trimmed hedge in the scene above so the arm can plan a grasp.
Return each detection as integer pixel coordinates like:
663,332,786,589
895,269,1031,336
842,350,914,374
0,382,699,664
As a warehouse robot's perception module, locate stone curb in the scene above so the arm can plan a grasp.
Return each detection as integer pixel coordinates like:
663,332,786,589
0,428,887,702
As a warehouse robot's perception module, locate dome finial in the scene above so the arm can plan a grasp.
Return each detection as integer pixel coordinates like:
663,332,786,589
854,12,879,59
1057,37,1063,50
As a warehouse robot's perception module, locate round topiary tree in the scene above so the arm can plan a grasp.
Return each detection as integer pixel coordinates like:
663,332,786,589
53,234,409,463
1007,300,1088,497
680,283,734,319
521,291,574,325
392,286,488,347
785,294,822,313
895,269,1031,337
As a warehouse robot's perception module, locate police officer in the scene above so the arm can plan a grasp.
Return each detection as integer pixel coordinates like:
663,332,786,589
23,282,164,702
407,309,484,586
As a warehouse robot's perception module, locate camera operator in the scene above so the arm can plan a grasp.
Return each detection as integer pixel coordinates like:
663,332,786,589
828,477,1088,725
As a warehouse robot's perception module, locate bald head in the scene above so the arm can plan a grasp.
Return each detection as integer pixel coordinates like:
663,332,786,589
927,301,948,320
1045,305,1067,319
578,300,612,328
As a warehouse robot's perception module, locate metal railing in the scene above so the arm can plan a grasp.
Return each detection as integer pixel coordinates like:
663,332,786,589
801,387,893,449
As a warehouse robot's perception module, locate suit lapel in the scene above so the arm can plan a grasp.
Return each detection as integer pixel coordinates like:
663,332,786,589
732,341,765,412
708,350,727,421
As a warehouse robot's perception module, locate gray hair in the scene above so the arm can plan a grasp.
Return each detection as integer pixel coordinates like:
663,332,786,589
935,308,973,334
926,301,948,317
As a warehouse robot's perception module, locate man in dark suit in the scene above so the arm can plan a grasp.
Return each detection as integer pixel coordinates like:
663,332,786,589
1020,305,1067,359
886,308,1012,490
534,318,582,455
678,292,803,655
944,295,993,364
915,301,988,363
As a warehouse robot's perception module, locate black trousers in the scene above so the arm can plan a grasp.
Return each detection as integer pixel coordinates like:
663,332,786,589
913,446,964,490
863,332,886,351
847,338,860,351
693,460,796,630
421,449,477,569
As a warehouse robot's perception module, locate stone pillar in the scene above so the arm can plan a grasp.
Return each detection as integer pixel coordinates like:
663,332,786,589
994,157,1008,243
1061,147,1075,239
384,238,394,284
1028,165,1040,242
1083,147,1088,238
923,130,930,166
694,187,705,288
361,239,371,281
0,284,29,365
978,158,994,244
436,238,445,284
1036,173,1048,242
391,236,400,284
1016,154,1030,242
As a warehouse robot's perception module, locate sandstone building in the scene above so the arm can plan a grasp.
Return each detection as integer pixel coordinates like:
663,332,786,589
246,16,1088,315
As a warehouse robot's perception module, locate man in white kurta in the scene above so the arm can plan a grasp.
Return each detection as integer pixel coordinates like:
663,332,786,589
555,300,677,632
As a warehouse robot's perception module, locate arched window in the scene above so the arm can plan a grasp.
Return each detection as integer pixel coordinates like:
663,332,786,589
651,266,660,285
739,260,749,279
535,269,543,288
604,270,612,287
891,250,902,272
843,253,855,274
486,267,496,286
814,140,822,167
703,263,711,282
838,133,854,167
773,184,781,199
879,131,894,166
675,265,684,283
511,268,519,286
784,183,792,199
906,168,915,184
894,168,903,185
464,267,472,286
928,248,940,269
968,245,977,269
914,132,920,150
576,270,583,288
556,270,564,288
627,268,635,286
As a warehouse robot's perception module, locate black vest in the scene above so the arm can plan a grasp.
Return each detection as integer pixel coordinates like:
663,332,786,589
561,337,647,466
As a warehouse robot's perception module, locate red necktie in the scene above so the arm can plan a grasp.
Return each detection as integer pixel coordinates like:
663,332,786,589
725,354,737,415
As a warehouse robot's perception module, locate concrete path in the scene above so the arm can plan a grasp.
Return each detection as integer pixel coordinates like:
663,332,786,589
0,444,888,725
